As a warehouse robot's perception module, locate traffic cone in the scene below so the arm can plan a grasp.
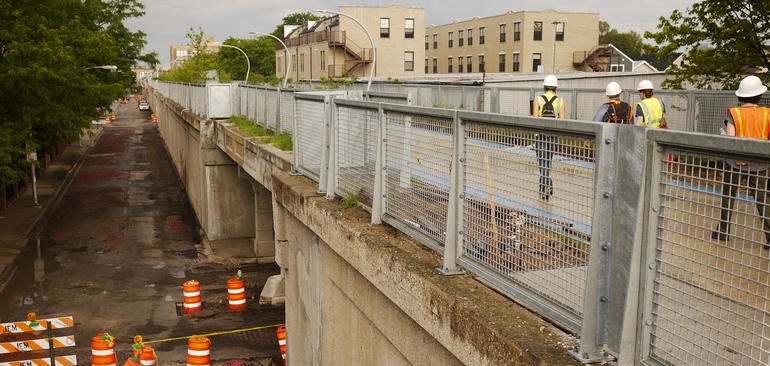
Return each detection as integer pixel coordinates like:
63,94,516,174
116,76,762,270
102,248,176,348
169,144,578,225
91,333,117,366
182,280,202,314
276,325,287,365
139,345,158,366
187,335,211,366
227,271,246,311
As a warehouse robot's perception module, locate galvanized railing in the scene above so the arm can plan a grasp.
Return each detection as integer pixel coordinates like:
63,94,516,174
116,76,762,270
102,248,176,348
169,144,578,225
151,80,770,365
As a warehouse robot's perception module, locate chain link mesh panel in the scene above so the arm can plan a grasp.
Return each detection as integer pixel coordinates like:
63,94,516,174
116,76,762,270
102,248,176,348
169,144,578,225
293,98,327,180
334,104,380,207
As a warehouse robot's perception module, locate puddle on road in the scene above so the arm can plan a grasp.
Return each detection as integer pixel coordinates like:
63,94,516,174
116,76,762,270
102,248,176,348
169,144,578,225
0,236,61,322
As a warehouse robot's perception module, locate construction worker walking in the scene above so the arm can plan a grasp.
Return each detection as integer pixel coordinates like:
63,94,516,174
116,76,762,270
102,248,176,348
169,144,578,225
593,82,632,123
634,80,667,128
711,75,770,249
531,74,565,200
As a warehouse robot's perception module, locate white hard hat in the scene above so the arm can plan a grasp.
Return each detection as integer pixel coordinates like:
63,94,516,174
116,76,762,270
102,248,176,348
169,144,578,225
605,82,622,96
735,75,767,98
637,80,654,91
543,74,558,88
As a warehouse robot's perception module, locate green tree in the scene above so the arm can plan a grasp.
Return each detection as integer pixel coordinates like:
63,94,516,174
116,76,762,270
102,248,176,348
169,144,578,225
0,0,151,185
218,37,276,83
159,27,218,83
599,21,646,56
272,12,322,39
646,1,770,89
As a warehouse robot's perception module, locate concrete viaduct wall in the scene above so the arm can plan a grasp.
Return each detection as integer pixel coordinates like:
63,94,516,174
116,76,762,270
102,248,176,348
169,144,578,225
147,89,585,365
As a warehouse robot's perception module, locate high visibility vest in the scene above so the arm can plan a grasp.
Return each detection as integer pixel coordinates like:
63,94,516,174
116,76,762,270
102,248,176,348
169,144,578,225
636,97,664,128
729,106,770,140
537,92,562,117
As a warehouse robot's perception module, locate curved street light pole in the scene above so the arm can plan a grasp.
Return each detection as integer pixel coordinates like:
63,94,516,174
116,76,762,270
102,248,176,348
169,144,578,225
219,44,250,84
250,31,290,89
311,9,375,92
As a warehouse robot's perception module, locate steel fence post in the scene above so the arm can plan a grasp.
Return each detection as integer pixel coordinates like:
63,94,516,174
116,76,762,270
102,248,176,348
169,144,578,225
371,103,386,225
439,110,465,275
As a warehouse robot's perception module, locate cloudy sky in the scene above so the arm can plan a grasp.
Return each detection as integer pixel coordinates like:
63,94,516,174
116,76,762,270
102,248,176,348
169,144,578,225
126,0,697,67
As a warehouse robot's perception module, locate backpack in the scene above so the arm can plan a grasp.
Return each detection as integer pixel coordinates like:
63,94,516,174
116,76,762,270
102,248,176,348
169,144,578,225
539,95,558,118
604,100,631,123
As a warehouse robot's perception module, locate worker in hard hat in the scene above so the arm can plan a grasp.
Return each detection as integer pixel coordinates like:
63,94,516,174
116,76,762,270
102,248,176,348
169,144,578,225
711,75,770,249
593,82,632,123
530,74,565,201
634,80,667,128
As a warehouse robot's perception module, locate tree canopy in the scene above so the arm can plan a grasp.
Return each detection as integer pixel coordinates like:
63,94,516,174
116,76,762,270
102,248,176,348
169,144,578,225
646,1,770,89
599,21,649,56
0,0,153,184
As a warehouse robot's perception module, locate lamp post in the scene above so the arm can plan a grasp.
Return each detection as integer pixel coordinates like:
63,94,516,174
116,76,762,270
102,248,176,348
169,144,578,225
219,44,250,84
551,21,561,73
250,31,290,88
311,9,376,92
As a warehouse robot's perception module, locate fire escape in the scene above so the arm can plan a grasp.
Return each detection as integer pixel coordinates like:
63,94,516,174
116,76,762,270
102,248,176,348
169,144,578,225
327,30,372,78
573,44,612,72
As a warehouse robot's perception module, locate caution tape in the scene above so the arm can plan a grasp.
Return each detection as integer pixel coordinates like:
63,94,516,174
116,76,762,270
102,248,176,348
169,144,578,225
141,324,285,345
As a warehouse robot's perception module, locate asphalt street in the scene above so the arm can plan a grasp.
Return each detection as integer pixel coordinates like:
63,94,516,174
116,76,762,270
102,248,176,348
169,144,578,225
1,99,284,365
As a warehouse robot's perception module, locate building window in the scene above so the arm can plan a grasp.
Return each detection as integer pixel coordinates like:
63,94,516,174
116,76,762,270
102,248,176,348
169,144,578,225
380,18,390,38
467,29,473,46
448,57,453,73
478,55,484,72
498,54,505,72
432,58,438,73
555,22,564,41
467,56,472,73
513,53,520,72
433,34,438,49
300,53,305,72
425,35,428,50
175,49,189,58
532,53,541,72
479,27,485,44
458,57,464,73
458,30,464,47
405,18,414,38
499,24,506,42
425,59,428,73
610,64,625,72
534,21,543,41
404,51,414,71
513,22,521,41
448,31,454,48
320,51,326,70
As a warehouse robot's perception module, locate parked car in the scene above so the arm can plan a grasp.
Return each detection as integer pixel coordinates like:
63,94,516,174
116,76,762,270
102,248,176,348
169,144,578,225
138,100,150,111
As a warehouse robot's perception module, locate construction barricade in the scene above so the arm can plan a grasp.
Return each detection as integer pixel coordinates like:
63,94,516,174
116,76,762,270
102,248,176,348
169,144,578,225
182,280,202,314
226,277,247,311
91,333,117,366
0,313,77,366
187,335,211,366
276,325,287,365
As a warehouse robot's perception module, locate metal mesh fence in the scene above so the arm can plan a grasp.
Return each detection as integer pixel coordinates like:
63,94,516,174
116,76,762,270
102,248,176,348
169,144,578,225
384,110,454,246
461,121,595,317
293,97,327,180
280,91,295,134
498,89,533,116
266,92,278,131
334,104,380,207
645,145,770,365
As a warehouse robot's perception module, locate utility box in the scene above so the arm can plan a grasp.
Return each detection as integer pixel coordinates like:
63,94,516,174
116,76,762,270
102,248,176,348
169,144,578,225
206,83,232,119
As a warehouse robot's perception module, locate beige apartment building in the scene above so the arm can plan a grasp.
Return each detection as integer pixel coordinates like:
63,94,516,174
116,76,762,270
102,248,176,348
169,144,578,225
169,37,222,69
279,5,425,81
425,9,599,75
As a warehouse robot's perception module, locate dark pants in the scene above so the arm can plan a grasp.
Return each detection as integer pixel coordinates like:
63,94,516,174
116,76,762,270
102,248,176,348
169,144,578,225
535,134,557,198
714,167,770,242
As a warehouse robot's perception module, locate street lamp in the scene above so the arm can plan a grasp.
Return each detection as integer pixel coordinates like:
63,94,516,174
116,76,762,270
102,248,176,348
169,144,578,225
551,21,561,73
250,31,290,88
310,9,376,92
219,44,250,84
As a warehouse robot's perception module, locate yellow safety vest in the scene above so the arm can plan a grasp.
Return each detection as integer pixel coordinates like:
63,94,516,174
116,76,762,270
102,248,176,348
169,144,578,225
636,97,664,128
537,92,562,117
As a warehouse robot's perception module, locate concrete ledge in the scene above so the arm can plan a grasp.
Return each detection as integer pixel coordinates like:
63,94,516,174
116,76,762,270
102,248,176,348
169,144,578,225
272,170,583,366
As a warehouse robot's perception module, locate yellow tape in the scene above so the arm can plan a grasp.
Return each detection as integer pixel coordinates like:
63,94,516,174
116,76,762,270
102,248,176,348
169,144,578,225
142,323,285,344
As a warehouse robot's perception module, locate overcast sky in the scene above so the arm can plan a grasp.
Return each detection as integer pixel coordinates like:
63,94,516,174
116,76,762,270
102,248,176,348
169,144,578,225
126,1,697,67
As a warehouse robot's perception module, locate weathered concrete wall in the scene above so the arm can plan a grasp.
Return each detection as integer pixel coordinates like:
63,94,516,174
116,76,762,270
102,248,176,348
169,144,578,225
151,88,585,365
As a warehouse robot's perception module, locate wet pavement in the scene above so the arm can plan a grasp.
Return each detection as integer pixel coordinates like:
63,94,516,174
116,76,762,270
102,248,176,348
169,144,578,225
0,100,284,365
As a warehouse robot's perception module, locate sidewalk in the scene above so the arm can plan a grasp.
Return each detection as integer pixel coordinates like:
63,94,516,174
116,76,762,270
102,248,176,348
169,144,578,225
0,131,98,297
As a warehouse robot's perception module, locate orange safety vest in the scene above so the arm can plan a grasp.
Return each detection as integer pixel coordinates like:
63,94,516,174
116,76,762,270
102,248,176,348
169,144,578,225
729,106,770,140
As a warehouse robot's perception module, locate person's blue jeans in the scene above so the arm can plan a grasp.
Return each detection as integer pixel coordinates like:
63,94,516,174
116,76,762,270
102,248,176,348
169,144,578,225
535,134,557,199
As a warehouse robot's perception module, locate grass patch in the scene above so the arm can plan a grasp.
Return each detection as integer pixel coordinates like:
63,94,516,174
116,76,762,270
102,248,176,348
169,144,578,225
341,194,358,208
227,116,293,151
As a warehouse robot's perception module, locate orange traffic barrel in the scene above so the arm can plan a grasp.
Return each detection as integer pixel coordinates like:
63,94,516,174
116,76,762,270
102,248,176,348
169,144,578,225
182,280,202,314
91,333,117,366
110,113,116,121
227,277,247,311
276,325,287,365
139,345,158,366
187,335,211,366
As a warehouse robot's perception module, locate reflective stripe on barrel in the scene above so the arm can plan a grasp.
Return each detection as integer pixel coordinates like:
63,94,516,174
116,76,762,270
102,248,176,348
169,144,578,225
182,280,201,314
227,278,247,311
186,335,210,366
91,334,117,366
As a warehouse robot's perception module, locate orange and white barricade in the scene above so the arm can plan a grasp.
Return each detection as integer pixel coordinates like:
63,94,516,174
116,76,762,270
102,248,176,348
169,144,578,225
91,333,117,366
139,345,158,366
182,280,202,314
276,325,287,365
227,277,247,311
187,335,211,366
0,313,77,365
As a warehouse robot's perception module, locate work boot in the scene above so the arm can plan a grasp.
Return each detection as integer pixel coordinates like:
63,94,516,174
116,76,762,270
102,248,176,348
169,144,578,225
711,230,728,241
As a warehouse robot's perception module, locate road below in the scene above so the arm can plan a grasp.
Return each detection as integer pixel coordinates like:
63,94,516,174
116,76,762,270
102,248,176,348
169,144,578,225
2,99,284,365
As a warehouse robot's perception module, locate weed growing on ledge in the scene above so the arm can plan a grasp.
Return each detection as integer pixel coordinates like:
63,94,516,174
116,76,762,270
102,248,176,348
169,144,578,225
227,115,293,151
341,194,358,208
